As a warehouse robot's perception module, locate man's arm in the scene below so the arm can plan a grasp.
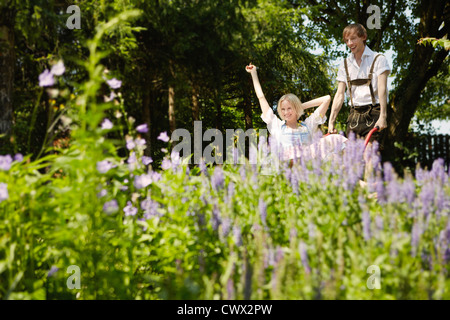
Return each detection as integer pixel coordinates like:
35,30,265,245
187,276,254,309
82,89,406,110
375,70,390,131
328,81,347,133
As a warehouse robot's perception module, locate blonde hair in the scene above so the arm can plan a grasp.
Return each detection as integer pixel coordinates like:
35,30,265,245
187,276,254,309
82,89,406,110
343,23,367,45
277,93,304,120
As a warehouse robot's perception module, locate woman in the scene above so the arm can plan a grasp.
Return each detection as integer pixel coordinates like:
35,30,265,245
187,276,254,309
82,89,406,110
245,63,347,161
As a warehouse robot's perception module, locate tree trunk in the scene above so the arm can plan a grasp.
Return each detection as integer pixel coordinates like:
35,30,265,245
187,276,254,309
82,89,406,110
381,1,449,169
243,91,253,131
191,84,199,128
142,85,152,155
214,89,222,131
0,7,15,135
168,85,176,133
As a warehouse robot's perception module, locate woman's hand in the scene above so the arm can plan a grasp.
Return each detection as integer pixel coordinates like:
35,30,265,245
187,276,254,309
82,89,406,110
245,63,257,74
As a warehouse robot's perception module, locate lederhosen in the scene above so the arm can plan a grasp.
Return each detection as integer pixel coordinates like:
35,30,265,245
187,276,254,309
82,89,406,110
344,54,382,139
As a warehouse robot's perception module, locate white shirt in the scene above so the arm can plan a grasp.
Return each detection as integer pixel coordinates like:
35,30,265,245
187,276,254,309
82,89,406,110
261,107,326,149
337,46,391,107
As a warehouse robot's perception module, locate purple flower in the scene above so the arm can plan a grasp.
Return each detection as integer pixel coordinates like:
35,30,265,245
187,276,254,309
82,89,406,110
136,124,148,133
220,218,232,239
0,183,8,202
435,188,447,215
225,182,235,205
151,171,162,182
227,279,234,300
233,226,242,246
123,201,138,217
127,151,137,165
0,155,13,171
106,78,122,89
211,167,225,191
199,158,207,175
126,139,136,150
101,118,113,130
133,173,152,189
171,151,181,169
157,131,170,142
104,91,117,102
96,160,114,174
97,189,107,198
259,197,267,228
39,69,55,87
135,138,146,148
14,153,24,162
411,220,422,257
141,198,161,219
211,204,222,231
275,246,284,264
308,222,316,239
264,247,275,268
431,158,447,185
142,156,153,166
103,200,119,214
419,182,435,218
375,215,384,234
386,180,402,204
161,158,172,170
375,175,386,204
415,167,426,183
402,176,416,204
47,266,59,278
383,162,395,182
50,61,65,76
298,241,311,274
362,208,371,241
289,168,299,195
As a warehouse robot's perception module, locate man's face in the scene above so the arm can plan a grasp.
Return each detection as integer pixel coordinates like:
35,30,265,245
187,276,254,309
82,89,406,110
344,31,366,56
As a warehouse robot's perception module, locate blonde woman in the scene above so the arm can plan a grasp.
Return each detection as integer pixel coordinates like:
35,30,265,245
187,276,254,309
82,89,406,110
246,63,347,160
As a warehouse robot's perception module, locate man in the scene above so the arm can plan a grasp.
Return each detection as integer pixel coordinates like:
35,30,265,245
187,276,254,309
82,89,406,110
328,23,391,144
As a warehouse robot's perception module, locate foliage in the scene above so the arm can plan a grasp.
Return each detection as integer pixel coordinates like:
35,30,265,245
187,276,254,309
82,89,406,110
418,37,450,51
0,16,449,299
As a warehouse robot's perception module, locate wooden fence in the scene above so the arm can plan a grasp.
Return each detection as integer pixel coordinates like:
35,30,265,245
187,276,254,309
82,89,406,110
413,134,450,171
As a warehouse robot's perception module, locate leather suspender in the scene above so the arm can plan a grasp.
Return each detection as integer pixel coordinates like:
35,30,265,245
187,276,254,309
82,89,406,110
368,54,382,106
344,58,354,107
344,53,382,107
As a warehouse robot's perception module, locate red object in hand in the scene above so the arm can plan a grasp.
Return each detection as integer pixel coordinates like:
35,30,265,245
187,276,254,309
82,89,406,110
364,126,379,147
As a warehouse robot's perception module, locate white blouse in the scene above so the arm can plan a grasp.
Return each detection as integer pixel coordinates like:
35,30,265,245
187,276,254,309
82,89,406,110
261,107,327,159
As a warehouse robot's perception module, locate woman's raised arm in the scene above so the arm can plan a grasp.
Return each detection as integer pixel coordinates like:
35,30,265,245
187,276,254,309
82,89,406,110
301,95,331,118
246,64,271,117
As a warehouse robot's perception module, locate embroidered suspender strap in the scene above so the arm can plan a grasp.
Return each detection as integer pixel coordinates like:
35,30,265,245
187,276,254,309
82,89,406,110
344,58,354,108
368,54,382,106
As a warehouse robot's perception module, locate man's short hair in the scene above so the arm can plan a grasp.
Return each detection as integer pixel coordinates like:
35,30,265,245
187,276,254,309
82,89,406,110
343,23,367,44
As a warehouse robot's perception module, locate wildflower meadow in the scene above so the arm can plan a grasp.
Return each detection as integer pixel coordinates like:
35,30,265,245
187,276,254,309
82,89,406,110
1,10,449,301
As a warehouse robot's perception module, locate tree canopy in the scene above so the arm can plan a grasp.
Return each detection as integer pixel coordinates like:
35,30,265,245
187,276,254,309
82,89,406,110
0,0,448,170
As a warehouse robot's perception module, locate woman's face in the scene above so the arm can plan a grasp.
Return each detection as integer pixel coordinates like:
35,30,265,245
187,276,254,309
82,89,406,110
280,100,297,122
